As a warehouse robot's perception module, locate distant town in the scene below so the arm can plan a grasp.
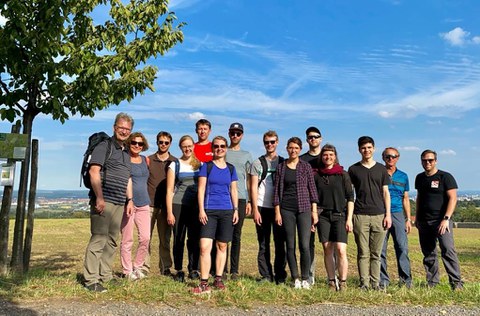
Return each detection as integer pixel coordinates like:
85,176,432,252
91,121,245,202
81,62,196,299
0,190,479,219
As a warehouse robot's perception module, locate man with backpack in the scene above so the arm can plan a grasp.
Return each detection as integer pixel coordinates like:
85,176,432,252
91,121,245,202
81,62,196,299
83,112,134,293
250,130,287,284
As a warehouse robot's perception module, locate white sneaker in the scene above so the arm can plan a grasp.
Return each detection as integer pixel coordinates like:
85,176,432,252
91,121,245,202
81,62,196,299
302,280,311,290
126,271,138,281
134,268,146,279
309,276,315,286
294,279,302,289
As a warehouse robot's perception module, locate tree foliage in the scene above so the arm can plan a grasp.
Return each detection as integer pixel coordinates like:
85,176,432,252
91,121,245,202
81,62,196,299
0,0,185,123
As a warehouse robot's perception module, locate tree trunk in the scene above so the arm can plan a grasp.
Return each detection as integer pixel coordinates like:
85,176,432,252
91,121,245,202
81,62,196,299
10,111,34,272
0,121,22,275
23,139,38,273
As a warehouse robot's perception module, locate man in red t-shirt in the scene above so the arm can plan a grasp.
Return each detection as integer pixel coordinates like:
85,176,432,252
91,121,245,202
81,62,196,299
194,119,213,162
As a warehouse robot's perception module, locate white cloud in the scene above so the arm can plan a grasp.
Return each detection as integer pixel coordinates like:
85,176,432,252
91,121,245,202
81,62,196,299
473,36,480,44
187,112,206,121
440,149,456,156
0,14,7,26
398,146,420,152
440,27,470,46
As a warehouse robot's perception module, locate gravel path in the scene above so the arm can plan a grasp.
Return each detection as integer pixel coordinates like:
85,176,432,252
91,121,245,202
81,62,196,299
1,299,480,316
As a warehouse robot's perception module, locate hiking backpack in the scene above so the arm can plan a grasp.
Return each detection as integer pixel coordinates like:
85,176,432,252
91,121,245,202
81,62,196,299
80,132,112,188
258,155,284,187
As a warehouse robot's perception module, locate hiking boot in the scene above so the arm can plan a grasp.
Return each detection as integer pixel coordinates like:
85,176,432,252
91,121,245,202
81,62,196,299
192,282,211,295
213,277,226,290
162,269,172,276
84,283,107,293
294,279,302,289
230,273,239,281
301,280,311,290
338,280,347,291
174,271,185,283
328,279,338,291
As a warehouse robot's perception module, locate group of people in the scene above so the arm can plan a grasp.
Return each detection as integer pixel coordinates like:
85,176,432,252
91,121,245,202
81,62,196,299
82,112,464,294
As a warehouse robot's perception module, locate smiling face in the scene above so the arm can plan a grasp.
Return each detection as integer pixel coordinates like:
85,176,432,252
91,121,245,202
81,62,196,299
180,138,194,159
382,148,399,168
359,142,375,160
421,152,437,173
196,124,211,142
286,141,301,159
263,136,278,154
212,138,227,159
129,136,144,155
157,136,171,154
113,118,132,142
229,129,243,146
321,150,336,168
306,132,322,150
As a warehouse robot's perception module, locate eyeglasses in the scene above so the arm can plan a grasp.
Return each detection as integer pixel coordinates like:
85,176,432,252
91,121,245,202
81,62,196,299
157,141,170,145
213,144,227,149
130,141,144,147
384,154,398,160
263,140,276,145
422,158,435,163
115,126,131,132
181,145,193,150
307,135,321,140
229,131,243,137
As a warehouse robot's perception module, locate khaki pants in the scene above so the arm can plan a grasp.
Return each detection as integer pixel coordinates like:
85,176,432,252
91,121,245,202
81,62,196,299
353,214,386,288
83,202,124,286
144,207,172,273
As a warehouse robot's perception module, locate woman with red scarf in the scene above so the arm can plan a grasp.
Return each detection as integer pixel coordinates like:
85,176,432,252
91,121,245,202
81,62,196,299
314,144,354,291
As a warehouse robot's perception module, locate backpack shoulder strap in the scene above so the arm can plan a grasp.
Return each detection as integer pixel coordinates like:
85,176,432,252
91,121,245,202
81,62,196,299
206,161,214,177
259,156,268,186
226,162,235,180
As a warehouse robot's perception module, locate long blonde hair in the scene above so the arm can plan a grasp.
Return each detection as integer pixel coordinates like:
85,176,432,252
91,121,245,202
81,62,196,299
178,135,201,170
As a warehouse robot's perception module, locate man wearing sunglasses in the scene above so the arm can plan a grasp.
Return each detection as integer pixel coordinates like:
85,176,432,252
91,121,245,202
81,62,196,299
380,147,412,289
300,126,322,286
225,123,253,280
250,130,287,284
145,131,177,276
415,149,463,291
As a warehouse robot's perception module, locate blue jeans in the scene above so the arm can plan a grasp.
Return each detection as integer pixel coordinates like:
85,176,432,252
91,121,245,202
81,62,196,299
380,212,412,287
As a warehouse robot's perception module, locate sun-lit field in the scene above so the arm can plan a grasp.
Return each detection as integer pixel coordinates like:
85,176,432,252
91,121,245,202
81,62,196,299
1,218,479,308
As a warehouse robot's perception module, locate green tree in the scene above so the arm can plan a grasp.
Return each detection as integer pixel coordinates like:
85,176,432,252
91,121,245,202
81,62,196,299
0,0,184,273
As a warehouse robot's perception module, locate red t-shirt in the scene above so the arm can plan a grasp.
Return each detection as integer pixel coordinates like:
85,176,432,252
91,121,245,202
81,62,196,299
194,142,213,162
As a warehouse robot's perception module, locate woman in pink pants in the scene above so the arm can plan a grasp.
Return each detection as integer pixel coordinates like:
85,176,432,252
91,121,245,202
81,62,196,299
120,132,151,280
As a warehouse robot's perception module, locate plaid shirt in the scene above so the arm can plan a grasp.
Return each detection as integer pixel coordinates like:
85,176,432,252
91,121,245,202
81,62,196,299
273,159,319,212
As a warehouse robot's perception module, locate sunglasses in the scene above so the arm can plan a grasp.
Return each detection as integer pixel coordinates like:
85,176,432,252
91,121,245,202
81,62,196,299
263,140,276,145
422,159,435,163
157,141,170,145
384,154,398,160
229,131,243,137
131,141,144,147
307,135,321,140
213,144,227,149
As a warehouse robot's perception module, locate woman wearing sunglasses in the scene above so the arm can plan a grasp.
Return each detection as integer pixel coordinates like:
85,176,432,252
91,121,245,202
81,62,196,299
165,135,202,282
274,137,318,289
194,136,239,294
120,132,151,280
314,144,354,291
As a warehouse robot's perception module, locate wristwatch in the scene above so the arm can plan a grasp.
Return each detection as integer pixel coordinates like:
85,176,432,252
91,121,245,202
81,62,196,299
443,215,450,221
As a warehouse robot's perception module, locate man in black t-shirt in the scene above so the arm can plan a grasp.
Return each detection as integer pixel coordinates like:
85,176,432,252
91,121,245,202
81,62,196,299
415,149,463,290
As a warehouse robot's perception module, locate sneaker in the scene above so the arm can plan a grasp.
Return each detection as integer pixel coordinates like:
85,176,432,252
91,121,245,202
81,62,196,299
213,277,226,290
294,279,302,289
84,283,107,293
230,273,239,281
162,269,172,276
126,272,138,281
174,271,185,283
308,276,315,286
359,284,369,291
257,277,272,284
301,280,311,290
134,268,146,280
189,270,200,280
338,280,347,291
192,283,211,295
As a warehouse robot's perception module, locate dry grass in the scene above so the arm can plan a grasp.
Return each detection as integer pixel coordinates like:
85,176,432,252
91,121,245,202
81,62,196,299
1,218,479,308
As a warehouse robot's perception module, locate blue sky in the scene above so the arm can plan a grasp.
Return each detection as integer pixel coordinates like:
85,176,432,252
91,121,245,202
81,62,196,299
1,0,479,191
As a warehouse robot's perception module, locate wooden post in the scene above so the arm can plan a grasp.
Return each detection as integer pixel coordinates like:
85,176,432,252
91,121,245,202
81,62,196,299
23,139,38,273
0,120,21,275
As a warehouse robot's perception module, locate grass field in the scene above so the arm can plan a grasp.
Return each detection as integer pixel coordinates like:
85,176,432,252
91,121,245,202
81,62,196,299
0,218,479,308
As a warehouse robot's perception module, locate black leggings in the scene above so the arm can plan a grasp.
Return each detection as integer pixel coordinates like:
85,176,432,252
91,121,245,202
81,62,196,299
281,208,311,280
